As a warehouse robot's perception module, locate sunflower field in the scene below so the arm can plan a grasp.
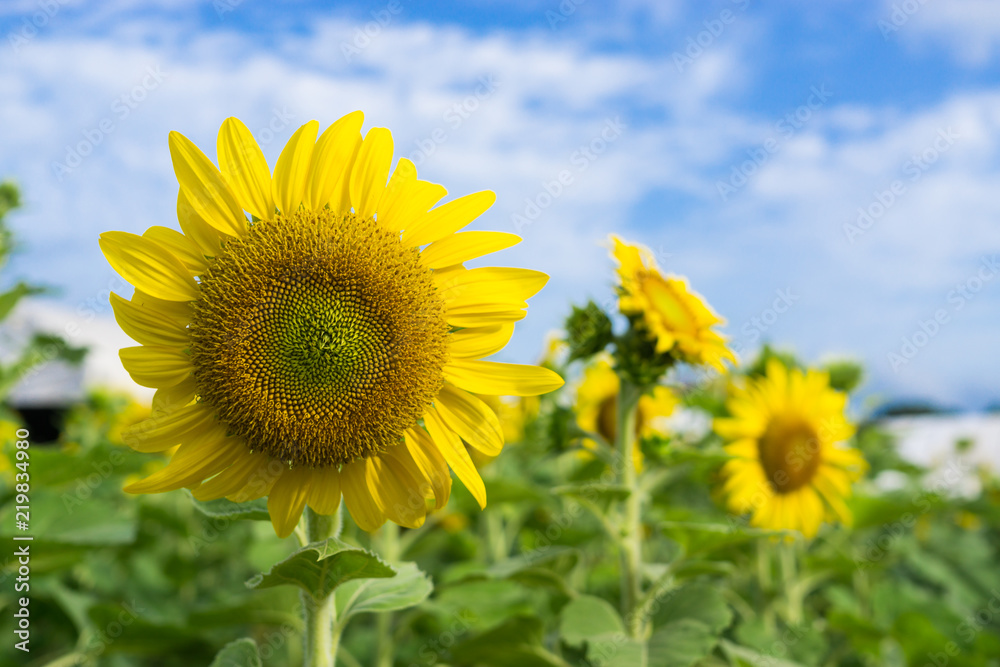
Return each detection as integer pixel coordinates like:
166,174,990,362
0,106,999,667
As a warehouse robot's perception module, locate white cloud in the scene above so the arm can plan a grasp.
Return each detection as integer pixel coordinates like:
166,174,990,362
1,7,999,408
883,0,1000,64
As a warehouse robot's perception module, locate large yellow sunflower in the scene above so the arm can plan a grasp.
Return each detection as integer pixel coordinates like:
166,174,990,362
714,360,866,538
576,355,676,471
100,113,563,538
610,235,735,372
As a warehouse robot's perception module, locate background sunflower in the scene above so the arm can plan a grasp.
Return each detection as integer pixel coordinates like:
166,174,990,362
715,359,867,538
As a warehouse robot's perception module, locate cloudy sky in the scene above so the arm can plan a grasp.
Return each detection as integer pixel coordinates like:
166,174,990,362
1,0,999,409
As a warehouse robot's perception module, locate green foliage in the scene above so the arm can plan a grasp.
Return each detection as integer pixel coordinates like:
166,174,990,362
0,182,87,406
209,638,263,667
822,358,865,393
564,300,614,361
190,494,271,521
247,537,395,598
334,561,432,622
0,188,997,665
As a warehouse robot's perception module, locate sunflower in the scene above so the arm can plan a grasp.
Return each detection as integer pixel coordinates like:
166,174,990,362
576,355,676,471
100,113,563,538
610,235,734,372
714,360,866,537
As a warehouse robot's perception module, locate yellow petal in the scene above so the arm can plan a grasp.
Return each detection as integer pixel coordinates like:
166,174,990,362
446,305,527,328
349,127,393,220
268,466,311,538
131,289,194,324
151,376,197,413
168,131,247,238
99,231,199,302
306,467,342,515
421,232,520,269
401,190,496,247
378,160,447,233
119,345,192,389
123,403,217,452
307,111,364,211
192,450,273,501
375,157,415,229
443,360,564,397
217,117,275,219
436,385,504,456
424,407,486,509
438,267,548,308
177,188,227,256
142,226,207,275
226,457,284,502
124,431,243,494
341,460,386,532
110,292,189,348
366,447,427,529
447,323,515,359
404,427,451,510
272,120,319,214
797,486,825,538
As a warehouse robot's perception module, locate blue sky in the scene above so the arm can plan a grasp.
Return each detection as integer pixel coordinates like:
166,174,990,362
1,0,1000,409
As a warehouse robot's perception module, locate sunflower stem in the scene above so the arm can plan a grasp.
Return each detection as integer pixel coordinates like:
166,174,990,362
616,378,646,655
302,506,338,667
780,539,803,626
375,522,400,667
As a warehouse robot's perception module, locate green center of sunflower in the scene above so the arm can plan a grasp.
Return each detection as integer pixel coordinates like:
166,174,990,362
757,416,821,494
189,209,449,468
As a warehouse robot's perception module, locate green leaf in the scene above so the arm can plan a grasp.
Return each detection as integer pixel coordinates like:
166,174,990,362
0,282,45,321
86,603,211,656
432,578,547,630
483,546,579,595
719,640,809,667
246,537,394,599
487,545,579,579
209,638,262,667
335,561,432,623
589,634,646,667
0,491,137,545
822,359,864,392
659,520,782,557
653,583,733,634
482,476,547,504
648,619,718,667
452,615,570,667
552,482,631,503
560,595,624,648
188,590,301,629
189,493,271,521
645,584,734,667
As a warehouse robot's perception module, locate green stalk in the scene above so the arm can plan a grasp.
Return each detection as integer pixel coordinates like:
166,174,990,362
302,506,340,667
616,378,646,648
486,508,508,563
780,540,803,626
375,522,401,667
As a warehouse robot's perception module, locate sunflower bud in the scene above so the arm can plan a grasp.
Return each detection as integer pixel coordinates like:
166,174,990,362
564,300,613,362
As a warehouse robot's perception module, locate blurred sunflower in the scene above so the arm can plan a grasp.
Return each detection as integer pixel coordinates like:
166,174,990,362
100,113,563,538
715,360,866,538
610,235,734,372
0,416,19,487
576,355,677,471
